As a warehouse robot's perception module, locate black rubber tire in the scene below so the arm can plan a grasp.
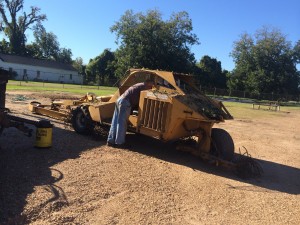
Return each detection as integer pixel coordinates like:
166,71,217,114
71,106,94,134
210,128,235,161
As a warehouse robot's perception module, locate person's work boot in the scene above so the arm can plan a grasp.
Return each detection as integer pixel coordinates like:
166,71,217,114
115,143,131,149
106,142,115,147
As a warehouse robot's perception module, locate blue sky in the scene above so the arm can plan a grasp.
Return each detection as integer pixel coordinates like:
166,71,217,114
18,0,300,70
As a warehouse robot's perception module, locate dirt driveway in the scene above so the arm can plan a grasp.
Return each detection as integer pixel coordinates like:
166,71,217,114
1,91,299,225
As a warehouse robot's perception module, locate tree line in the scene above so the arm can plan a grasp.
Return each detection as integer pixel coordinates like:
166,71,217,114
1,1,299,96
0,0,72,63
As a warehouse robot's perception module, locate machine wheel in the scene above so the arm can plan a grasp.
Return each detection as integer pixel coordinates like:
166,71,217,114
210,128,234,161
71,106,94,134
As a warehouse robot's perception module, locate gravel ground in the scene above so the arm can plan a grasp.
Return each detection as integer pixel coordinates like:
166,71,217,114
0,91,299,225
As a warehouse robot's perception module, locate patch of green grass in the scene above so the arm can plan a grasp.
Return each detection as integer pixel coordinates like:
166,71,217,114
7,80,117,96
223,101,299,120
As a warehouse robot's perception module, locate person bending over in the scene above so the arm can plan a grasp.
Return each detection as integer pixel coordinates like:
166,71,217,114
107,79,154,148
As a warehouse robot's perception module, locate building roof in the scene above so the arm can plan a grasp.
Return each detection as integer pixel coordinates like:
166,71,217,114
0,53,77,72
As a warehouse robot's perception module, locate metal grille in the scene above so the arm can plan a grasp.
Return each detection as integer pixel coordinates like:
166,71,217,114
140,98,169,132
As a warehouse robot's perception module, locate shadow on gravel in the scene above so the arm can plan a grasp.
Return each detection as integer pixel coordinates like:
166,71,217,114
1,125,299,223
125,133,300,195
0,121,101,224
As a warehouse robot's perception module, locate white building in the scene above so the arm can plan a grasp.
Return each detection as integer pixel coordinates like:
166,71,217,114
0,53,82,84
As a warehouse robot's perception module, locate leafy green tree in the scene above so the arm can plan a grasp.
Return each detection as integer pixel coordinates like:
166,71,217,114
230,27,300,95
111,9,199,77
73,57,84,73
196,55,227,88
229,33,254,91
26,23,72,63
293,40,300,64
0,38,9,53
86,49,115,85
26,23,60,59
56,47,72,64
73,57,86,83
0,0,46,55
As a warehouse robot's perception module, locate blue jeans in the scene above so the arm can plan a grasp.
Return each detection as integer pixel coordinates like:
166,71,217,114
107,97,131,145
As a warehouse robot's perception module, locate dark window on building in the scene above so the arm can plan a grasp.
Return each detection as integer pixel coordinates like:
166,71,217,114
70,74,72,80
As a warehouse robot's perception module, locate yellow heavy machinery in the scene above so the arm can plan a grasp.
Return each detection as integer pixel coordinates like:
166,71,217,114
28,93,112,121
71,69,262,177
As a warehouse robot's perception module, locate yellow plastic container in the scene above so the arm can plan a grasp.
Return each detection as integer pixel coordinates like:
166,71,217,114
35,120,53,148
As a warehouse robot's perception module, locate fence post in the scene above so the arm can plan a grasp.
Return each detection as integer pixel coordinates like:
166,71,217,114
214,87,216,97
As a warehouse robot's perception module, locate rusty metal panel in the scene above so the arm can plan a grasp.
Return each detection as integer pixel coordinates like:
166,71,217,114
160,102,169,132
142,98,150,127
152,100,159,130
147,99,154,128
156,101,163,130
141,98,170,132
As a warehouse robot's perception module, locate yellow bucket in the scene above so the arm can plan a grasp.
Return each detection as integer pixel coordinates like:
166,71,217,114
35,120,53,148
